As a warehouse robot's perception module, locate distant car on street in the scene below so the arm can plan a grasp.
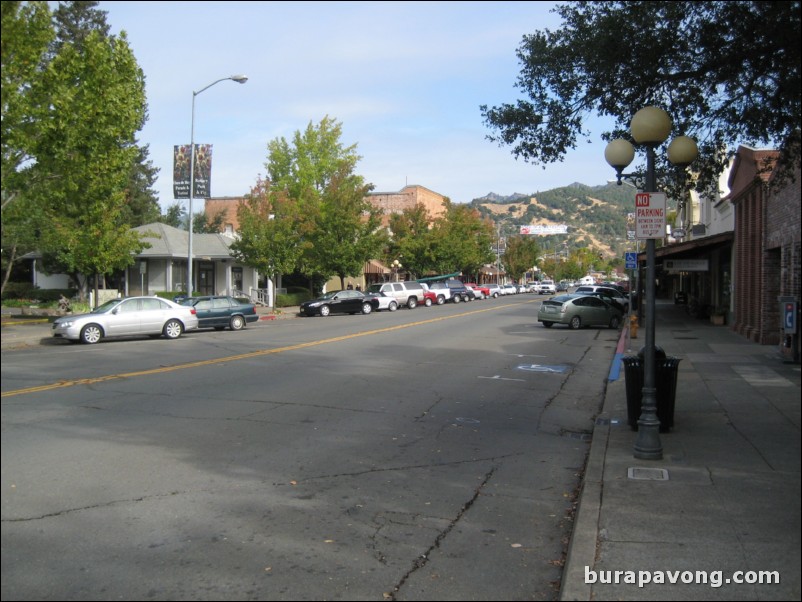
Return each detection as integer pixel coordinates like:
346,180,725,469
466,283,490,299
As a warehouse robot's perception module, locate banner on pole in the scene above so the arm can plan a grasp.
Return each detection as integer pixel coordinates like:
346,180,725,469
173,144,213,199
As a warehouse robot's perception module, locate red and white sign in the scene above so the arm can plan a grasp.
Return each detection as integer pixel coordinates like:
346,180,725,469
635,192,666,239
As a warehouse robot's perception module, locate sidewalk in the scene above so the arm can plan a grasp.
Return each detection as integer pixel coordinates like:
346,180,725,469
562,302,801,601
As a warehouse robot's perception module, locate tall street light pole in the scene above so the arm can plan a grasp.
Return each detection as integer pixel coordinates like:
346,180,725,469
187,74,248,297
605,106,697,460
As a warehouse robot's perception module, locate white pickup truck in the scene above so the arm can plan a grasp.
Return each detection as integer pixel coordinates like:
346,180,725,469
536,280,557,295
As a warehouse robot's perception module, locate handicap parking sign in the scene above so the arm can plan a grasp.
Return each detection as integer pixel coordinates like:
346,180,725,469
625,252,638,269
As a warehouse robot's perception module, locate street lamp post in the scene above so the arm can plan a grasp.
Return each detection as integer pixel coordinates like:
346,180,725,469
186,74,248,297
605,106,697,460
391,259,402,282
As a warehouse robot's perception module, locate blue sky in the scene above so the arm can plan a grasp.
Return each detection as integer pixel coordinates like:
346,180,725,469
102,1,617,210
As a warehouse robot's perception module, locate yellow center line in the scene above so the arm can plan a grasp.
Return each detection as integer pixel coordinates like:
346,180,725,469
2,300,536,398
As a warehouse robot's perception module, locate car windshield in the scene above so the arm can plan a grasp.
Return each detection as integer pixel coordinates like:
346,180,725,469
90,299,124,314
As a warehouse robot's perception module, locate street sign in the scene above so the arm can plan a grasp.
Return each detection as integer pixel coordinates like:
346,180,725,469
625,252,638,269
635,192,666,239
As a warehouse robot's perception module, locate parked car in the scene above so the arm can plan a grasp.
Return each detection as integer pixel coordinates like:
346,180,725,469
368,291,399,312
419,283,441,306
502,284,518,295
365,281,425,308
484,283,502,298
179,295,258,330
52,296,199,344
574,285,630,312
300,290,379,317
536,280,557,295
556,281,570,292
428,279,473,303
466,283,490,299
537,293,623,330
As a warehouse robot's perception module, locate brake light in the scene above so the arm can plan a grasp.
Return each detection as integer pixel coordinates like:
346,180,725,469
189,308,197,315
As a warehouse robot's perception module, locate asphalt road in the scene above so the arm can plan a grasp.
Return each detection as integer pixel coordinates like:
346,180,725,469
1,296,618,600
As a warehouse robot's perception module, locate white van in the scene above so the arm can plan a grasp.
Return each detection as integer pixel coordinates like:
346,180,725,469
578,276,596,286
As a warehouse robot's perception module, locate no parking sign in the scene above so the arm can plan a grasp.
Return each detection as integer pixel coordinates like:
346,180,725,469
635,192,666,239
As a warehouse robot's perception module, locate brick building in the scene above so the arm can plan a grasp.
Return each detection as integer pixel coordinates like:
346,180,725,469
731,142,801,357
366,185,448,227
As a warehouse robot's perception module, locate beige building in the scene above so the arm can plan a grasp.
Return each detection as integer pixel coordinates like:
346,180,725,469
367,185,448,227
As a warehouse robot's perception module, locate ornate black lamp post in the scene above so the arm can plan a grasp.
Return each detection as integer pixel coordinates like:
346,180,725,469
605,107,698,459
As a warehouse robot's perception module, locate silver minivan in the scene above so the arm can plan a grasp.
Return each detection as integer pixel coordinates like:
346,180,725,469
366,281,425,308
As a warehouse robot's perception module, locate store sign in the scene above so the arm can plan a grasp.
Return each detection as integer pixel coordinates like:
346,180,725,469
664,259,709,272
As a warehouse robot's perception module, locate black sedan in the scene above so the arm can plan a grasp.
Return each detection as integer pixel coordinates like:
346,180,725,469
300,290,379,317
179,295,259,330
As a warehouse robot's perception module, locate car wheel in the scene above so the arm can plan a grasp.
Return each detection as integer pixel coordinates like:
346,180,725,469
609,315,621,329
453,294,461,303
407,297,418,309
542,321,553,328
569,316,582,330
230,315,245,330
424,298,432,307
163,319,184,339
80,323,103,344
437,295,445,305
361,302,373,315
389,301,399,311
319,305,331,317
493,292,499,298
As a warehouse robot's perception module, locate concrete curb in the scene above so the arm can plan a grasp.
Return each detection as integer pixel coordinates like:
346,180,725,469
559,324,629,601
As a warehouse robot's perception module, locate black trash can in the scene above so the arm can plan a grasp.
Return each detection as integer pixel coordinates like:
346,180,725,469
621,347,681,432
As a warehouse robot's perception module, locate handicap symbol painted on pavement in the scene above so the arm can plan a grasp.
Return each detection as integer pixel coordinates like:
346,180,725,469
517,364,570,373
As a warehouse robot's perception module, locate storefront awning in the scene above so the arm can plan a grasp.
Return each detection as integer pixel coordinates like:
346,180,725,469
364,259,390,274
638,231,734,262
416,272,461,282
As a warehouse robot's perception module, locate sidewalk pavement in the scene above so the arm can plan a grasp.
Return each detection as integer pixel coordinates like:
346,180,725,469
561,301,801,601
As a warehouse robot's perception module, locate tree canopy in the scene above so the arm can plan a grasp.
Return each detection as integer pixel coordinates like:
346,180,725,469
481,1,801,197
1,1,151,298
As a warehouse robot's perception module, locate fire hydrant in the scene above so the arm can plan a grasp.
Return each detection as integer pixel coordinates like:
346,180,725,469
630,314,638,339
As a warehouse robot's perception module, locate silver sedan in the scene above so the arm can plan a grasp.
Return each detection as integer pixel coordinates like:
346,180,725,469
52,296,199,344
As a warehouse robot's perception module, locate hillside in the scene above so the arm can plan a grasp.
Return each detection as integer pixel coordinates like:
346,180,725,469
469,183,638,258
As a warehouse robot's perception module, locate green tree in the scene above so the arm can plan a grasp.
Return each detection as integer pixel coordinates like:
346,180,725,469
314,167,387,289
2,1,150,301
229,177,312,290
159,202,186,229
387,203,437,278
193,208,228,234
503,235,540,283
481,1,801,197
121,144,161,226
1,1,53,294
431,203,495,277
264,116,384,288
